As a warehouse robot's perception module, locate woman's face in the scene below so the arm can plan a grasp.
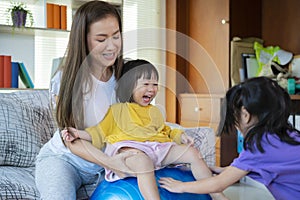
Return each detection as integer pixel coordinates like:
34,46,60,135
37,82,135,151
132,74,158,107
87,15,122,68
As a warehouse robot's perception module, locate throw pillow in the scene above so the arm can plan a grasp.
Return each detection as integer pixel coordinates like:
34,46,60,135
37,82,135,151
0,90,56,167
184,127,216,166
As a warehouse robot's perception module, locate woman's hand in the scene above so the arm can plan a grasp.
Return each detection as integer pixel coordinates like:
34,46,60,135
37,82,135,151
159,177,185,193
181,133,194,145
65,139,135,177
61,127,79,142
107,152,136,178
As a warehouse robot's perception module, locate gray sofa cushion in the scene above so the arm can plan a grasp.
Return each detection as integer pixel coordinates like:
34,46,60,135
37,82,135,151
0,90,56,167
0,166,39,199
0,166,95,200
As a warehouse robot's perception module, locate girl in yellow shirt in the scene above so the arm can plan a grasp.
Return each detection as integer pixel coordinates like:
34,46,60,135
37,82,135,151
63,59,227,200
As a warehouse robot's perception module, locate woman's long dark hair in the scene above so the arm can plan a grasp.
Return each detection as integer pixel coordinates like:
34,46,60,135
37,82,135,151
56,1,123,130
219,77,300,153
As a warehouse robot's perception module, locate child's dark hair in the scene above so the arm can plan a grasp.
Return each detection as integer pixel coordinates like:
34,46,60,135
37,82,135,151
116,59,159,102
219,76,300,153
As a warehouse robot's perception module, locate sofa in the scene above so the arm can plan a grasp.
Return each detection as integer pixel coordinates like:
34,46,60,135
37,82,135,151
0,89,216,199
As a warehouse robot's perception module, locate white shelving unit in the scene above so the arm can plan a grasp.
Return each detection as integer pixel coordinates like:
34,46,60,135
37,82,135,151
0,0,123,88
0,0,165,90
0,0,73,88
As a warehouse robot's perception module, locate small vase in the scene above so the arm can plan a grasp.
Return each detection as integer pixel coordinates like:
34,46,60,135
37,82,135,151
11,10,27,27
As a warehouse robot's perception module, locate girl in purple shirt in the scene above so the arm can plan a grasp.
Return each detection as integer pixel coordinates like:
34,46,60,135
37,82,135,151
160,77,300,199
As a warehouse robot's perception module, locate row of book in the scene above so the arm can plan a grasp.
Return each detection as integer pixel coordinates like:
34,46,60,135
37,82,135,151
46,3,67,30
0,55,34,88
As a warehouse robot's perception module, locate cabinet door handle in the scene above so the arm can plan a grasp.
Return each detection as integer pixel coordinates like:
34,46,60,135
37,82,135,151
221,19,229,24
194,107,202,112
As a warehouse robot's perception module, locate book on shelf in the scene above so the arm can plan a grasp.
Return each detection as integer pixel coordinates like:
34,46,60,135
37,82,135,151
53,4,61,29
19,62,34,88
0,55,34,88
0,55,13,88
3,55,11,88
60,5,67,30
11,62,19,88
47,3,67,30
46,3,54,28
0,55,4,87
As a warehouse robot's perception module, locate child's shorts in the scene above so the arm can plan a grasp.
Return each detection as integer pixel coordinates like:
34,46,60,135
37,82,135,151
104,140,176,182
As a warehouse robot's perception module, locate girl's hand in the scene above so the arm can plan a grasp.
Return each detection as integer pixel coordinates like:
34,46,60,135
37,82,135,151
181,133,194,145
159,177,184,193
62,127,79,142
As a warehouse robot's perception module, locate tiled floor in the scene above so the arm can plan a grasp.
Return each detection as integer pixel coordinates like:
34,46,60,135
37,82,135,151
223,177,275,200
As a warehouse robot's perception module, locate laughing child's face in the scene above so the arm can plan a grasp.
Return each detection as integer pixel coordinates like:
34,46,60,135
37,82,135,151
132,74,158,106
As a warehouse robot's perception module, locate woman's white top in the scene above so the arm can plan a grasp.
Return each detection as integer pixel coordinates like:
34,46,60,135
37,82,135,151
48,70,117,171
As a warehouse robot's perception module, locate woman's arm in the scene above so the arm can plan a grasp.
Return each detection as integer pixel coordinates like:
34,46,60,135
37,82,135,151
65,139,134,177
159,166,248,194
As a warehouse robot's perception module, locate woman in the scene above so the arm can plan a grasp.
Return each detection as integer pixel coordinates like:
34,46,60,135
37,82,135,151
35,1,132,199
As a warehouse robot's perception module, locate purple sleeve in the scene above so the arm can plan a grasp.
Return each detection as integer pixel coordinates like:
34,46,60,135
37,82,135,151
231,148,278,185
231,149,257,171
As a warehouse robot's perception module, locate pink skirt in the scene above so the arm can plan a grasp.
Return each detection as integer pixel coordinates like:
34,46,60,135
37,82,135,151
104,140,176,182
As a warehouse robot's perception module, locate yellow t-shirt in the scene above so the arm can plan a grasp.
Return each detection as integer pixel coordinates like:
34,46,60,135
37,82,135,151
85,103,183,149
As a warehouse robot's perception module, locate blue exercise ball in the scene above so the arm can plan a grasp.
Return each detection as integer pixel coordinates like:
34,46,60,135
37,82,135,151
91,167,211,200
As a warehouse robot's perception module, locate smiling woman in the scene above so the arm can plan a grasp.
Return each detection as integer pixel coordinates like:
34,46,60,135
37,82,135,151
34,1,129,199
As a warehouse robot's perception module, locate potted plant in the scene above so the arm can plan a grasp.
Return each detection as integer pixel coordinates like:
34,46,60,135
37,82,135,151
7,2,34,28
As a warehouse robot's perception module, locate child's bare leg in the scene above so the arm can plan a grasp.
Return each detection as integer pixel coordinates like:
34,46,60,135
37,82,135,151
121,148,160,200
161,145,228,200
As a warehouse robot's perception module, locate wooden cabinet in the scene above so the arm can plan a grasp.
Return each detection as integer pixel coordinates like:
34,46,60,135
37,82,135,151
167,0,300,167
179,94,222,129
179,93,222,166
166,0,260,166
166,0,262,121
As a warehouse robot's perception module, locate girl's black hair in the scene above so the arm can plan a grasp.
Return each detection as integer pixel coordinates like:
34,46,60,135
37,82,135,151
116,59,159,103
219,76,300,153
